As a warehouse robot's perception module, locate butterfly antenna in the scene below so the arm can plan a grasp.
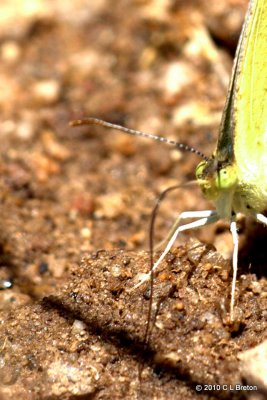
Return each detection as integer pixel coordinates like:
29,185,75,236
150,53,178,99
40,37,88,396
137,183,184,386
70,117,209,161
145,184,183,343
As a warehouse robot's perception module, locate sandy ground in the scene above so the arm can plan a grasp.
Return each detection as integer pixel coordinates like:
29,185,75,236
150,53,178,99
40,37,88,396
0,0,266,399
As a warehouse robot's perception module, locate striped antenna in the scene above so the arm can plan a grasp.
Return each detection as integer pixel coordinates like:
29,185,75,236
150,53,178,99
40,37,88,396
70,118,209,161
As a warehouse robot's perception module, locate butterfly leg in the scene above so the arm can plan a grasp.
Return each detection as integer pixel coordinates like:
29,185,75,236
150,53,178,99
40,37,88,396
154,216,182,251
155,210,217,251
230,218,238,321
133,211,218,289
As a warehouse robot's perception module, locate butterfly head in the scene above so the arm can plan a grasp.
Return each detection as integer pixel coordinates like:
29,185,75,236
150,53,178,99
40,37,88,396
196,158,238,204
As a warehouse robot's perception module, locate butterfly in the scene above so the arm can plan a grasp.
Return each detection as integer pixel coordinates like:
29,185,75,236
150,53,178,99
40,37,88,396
70,0,267,321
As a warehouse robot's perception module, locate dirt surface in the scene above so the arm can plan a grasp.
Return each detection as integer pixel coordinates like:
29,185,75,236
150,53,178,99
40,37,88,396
0,0,266,399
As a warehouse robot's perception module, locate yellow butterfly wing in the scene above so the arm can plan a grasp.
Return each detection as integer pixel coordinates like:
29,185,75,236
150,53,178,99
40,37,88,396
233,0,267,214
197,0,267,218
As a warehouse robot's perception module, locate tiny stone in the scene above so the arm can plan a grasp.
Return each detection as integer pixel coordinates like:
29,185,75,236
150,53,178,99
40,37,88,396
1,41,21,63
173,301,184,311
110,265,121,277
16,120,34,140
239,339,267,391
32,80,61,104
72,320,87,334
163,61,196,99
250,281,262,294
80,227,92,239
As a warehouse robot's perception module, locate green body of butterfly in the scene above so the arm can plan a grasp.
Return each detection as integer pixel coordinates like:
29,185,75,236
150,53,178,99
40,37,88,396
197,0,267,220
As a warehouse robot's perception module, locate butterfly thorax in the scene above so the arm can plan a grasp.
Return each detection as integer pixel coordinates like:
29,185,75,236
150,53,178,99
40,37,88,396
196,153,267,220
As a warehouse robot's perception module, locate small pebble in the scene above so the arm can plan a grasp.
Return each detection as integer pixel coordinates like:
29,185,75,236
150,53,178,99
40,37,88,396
173,301,184,311
239,340,267,391
80,227,92,239
0,279,13,290
16,120,34,140
72,320,87,334
250,281,262,295
172,101,220,127
32,80,61,104
162,61,196,100
96,193,124,219
42,131,71,160
1,41,21,63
